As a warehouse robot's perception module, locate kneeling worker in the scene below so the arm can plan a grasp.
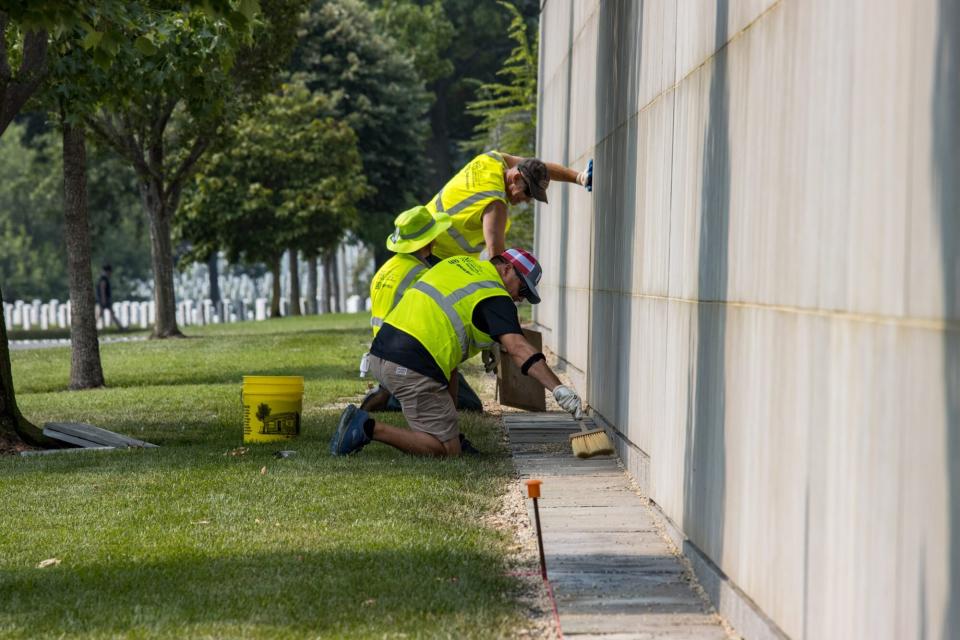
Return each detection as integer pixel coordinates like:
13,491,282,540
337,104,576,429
361,205,483,413
331,248,585,457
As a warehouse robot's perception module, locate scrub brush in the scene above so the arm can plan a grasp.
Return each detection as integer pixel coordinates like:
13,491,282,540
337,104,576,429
569,418,614,459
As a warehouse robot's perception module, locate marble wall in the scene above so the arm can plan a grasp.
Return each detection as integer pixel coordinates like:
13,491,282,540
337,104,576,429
534,1,959,637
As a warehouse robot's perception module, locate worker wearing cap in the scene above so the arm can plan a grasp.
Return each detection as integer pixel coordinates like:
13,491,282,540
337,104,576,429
426,151,593,260
360,205,483,416
331,248,585,457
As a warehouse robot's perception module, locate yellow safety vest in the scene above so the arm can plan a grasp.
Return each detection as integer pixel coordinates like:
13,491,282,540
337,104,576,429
384,256,511,381
369,254,429,337
426,151,512,259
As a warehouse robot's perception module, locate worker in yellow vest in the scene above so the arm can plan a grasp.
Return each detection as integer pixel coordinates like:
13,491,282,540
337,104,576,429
426,151,593,260
332,248,585,457
360,205,483,417
368,206,450,337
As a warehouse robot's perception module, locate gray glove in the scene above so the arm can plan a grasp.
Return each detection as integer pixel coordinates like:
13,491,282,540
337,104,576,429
481,347,501,373
553,385,583,420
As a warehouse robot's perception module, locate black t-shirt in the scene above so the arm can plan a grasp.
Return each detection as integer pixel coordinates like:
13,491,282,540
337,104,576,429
371,296,523,384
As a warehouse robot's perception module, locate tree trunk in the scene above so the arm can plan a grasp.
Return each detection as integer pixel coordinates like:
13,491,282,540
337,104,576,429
320,252,331,314
0,24,48,137
270,254,282,318
139,177,183,338
306,255,318,315
425,78,452,194
287,249,301,316
331,248,342,313
207,252,220,304
62,121,105,390
0,287,54,446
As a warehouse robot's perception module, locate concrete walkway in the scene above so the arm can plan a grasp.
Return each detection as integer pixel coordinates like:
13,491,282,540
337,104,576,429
506,413,732,639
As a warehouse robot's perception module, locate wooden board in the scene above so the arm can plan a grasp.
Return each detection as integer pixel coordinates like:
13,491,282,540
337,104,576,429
43,422,158,449
497,328,546,412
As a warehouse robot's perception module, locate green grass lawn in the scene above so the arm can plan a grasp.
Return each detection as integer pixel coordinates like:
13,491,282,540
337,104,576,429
0,315,526,639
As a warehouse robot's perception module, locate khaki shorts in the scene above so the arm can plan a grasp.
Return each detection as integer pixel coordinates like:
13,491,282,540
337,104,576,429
368,355,459,443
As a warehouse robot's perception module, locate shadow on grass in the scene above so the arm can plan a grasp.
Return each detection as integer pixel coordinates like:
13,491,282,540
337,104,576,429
181,326,368,339
0,548,519,638
4,417,511,481
98,363,358,391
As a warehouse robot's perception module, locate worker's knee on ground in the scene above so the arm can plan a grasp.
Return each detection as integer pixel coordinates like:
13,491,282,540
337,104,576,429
441,435,462,457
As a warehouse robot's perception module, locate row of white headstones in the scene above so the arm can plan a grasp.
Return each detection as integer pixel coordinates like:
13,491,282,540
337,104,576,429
4,295,370,332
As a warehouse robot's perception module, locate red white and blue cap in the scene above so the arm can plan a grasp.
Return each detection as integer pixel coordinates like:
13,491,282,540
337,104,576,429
501,248,543,304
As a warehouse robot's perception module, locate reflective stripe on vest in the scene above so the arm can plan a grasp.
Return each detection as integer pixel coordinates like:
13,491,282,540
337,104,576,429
447,227,485,254
426,153,511,260
485,150,506,164
384,257,510,379
410,278,506,360
369,255,430,337
431,188,504,254
432,188,505,216
392,263,427,310
370,262,426,329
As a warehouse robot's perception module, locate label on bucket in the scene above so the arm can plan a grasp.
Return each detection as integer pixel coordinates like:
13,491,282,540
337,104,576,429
242,396,302,442
241,376,304,443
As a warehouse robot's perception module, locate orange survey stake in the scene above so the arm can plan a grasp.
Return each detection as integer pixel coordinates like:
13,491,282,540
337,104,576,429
525,479,542,499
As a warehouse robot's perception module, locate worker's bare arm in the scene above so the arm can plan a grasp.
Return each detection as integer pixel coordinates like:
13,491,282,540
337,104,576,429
481,200,508,258
542,160,580,183
499,332,562,390
501,152,522,169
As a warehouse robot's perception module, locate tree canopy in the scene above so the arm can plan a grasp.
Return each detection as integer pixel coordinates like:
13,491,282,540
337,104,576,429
291,0,430,264
180,81,367,269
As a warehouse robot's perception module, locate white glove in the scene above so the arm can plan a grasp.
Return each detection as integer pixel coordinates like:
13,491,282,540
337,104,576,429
576,158,593,192
553,385,583,420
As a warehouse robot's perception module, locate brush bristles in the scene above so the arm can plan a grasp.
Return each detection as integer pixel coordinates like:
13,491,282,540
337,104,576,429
569,429,614,459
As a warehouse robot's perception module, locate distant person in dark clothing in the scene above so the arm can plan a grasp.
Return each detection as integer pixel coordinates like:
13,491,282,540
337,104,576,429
95,264,124,331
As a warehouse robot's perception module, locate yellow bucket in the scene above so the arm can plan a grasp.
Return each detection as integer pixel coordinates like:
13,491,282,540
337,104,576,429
241,375,304,443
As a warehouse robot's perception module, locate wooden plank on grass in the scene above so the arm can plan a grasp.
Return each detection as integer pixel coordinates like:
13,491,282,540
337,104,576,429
43,422,158,449
41,428,105,449
497,328,546,412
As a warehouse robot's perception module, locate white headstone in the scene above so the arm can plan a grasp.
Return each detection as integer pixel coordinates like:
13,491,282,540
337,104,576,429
39,304,49,330
346,295,361,313
3,303,12,329
119,301,130,327
57,303,68,328
147,301,155,324
140,302,150,328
